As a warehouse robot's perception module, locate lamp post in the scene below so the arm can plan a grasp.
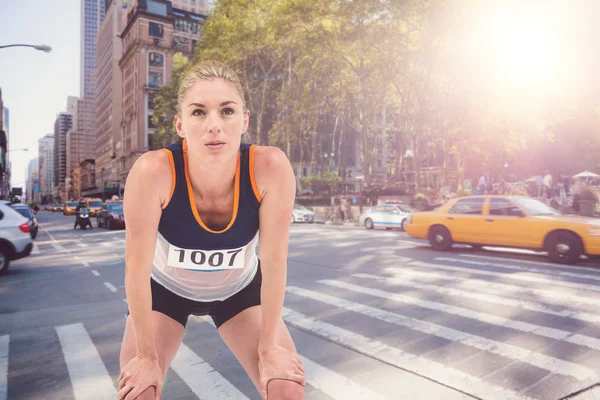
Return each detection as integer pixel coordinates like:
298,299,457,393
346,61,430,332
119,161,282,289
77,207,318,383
0,44,52,52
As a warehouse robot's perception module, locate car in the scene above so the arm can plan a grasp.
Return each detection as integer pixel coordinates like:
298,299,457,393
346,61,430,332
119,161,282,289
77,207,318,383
291,204,315,223
359,204,417,231
0,201,34,274
85,198,104,217
63,201,79,215
97,202,125,230
405,195,600,264
10,204,39,240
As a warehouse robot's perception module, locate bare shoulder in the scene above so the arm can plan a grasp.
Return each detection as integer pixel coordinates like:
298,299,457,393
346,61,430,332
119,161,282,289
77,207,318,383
252,145,293,193
125,149,173,206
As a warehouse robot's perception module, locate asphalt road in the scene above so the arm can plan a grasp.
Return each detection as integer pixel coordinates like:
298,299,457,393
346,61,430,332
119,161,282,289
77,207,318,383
2,211,600,400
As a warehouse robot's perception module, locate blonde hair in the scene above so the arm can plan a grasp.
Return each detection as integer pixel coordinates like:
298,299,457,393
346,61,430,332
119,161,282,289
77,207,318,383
177,60,246,115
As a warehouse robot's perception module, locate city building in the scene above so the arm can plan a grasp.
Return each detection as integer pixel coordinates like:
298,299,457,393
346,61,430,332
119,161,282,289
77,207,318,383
80,159,97,197
53,97,77,199
0,88,9,198
26,158,40,203
117,0,204,182
66,98,96,176
38,134,55,202
81,0,106,98
95,0,126,199
170,0,211,14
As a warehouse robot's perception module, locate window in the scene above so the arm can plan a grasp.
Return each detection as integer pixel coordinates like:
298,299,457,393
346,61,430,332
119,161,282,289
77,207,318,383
148,115,157,129
149,52,164,67
148,92,157,109
489,198,524,217
148,71,163,88
147,0,167,16
449,198,484,215
149,22,164,38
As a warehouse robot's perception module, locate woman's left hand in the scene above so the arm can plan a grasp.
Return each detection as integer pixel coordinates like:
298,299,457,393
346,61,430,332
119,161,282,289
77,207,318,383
258,344,306,399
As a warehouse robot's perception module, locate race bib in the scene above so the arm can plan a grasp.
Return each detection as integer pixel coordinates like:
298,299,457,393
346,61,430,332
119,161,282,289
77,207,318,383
167,244,246,271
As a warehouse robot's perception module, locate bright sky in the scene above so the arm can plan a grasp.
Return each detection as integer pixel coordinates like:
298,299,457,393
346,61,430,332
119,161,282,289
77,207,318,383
0,1,80,190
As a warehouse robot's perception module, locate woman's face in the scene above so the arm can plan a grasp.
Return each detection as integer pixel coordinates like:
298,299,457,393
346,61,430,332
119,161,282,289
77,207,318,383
175,78,249,158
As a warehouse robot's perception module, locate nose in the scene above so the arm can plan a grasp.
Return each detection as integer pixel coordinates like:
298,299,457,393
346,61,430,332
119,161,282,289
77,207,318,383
206,110,222,133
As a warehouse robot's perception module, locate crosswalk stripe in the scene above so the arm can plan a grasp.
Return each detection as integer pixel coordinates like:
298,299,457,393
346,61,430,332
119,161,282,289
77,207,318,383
461,253,598,271
413,259,600,293
31,244,40,255
101,242,112,247
171,342,249,399
190,316,385,400
353,272,600,324
281,307,534,400
321,278,600,351
55,323,117,399
438,256,600,283
287,286,597,381
299,355,386,400
384,266,600,308
0,335,8,400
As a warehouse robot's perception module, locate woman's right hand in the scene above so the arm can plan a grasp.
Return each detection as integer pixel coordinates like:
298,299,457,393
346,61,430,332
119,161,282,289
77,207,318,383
118,355,163,400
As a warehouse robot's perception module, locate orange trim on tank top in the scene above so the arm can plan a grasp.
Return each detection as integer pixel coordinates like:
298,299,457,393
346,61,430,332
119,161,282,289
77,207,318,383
249,145,262,203
182,138,240,234
161,148,176,209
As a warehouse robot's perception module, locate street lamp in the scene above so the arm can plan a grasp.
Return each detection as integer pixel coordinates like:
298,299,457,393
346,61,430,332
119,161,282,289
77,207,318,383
0,44,52,53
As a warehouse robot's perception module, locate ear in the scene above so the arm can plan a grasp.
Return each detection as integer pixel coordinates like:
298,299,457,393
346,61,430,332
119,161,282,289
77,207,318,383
241,109,250,135
174,114,185,139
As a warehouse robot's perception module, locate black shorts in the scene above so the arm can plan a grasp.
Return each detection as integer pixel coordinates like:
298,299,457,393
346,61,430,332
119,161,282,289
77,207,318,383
127,265,262,329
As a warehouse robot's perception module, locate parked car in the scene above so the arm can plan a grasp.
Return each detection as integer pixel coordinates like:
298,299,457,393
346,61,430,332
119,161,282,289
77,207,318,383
359,204,417,231
405,195,600,264
291,204,315,223
10,204,39,239
0,201,34,274
97,202,125,230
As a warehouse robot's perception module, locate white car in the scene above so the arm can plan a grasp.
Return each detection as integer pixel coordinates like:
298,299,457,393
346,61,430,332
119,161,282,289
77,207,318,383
358,203,417,231
0,200,34,274
291,204,315,223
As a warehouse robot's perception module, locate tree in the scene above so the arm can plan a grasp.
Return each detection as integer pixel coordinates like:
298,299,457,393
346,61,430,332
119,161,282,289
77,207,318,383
151,52,191,149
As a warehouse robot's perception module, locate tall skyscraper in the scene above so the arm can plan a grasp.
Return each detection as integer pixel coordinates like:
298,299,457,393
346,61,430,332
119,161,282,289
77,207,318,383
95,0,125,196
38,134,55,200
81,0,106,98
53,97,77,198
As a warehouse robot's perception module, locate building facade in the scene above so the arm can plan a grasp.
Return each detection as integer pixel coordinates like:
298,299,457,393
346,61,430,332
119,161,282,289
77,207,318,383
38,134,55,201
53,97,76,199
117,0,203,182
81,0,106,98
66,98,96,176
26,158,40,203
95,0,125,197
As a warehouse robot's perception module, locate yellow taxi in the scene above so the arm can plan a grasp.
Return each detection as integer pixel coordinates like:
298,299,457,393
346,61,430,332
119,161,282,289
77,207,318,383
405,196,600,264
63,201,79,215
85,198,104,217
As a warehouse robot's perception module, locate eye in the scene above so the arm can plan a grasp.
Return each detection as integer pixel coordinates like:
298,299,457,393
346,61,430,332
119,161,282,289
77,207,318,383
222,108,234,115
192,109,205,116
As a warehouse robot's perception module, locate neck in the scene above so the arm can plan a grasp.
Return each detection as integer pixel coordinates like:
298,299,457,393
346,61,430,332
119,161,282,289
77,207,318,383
186,149,238,200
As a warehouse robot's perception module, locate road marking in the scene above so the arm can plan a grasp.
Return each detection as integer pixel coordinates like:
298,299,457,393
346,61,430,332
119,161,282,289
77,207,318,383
171,343,249,399
101,242,112,248
438,257,600,283
412,260,600,294
323,278,600,351
122,298,128,304
287,286,597,381
281,307,534,400
103,282,117,292
31,244,40,255
74,256,90,267
0,335,8,400
386,266,600,309
460,253,598,271
76,243,87,248
55,323,117,399
42,227,71,253
353,272,600,324
91,270,100,277
299,355,386,400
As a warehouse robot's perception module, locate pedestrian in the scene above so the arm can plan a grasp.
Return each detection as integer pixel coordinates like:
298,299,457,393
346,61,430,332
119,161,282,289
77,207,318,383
118,60,305,400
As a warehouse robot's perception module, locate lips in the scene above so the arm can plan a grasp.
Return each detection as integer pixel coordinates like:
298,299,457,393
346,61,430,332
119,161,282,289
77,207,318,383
206,141,225,146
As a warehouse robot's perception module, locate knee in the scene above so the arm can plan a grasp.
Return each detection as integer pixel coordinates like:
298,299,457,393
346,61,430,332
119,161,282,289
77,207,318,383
267,379,304,400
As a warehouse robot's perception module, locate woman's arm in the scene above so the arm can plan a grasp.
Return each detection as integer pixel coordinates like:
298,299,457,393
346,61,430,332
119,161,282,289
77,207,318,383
123,150,172,359
253,146,296,350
